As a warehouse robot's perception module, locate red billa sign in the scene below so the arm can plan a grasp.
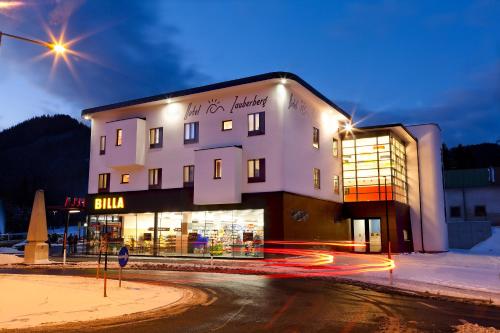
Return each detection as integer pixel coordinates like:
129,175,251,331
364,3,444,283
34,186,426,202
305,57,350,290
64,197,86,209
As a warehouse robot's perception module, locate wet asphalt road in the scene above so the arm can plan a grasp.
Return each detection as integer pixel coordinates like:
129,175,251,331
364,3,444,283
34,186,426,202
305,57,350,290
3,268,500,332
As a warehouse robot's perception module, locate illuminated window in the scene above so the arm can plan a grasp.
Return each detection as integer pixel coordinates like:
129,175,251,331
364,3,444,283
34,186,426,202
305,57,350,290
333,175,339,194
183,165,195,187
148,168,162,189
342,133,407,203
313,127,320,149
214,159,222,179
248,158,265,183
332,138,338,157
184,122,199,144
98,173,110,193
116,129,123,146
149,127,163,148
313,168,320,189
248,112,265,136
121,174,130,184
99,136,106,155
222,120,233,131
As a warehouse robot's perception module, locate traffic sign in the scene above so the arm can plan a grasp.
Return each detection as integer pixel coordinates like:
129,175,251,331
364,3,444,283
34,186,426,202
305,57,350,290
118,246,129,267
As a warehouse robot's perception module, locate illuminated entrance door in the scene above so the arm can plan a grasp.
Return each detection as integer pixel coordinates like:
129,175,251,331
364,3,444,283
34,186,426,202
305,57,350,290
353,219,365,253
352,218,382,253
368,219,382,252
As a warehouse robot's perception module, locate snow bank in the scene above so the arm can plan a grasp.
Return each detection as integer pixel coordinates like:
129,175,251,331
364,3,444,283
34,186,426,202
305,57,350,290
0,274,187,329
344,252,500,304
468,227,500,255
0,253,23,265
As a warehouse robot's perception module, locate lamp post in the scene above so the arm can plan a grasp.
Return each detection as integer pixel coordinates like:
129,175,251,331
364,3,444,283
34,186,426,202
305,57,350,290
0,31,66,54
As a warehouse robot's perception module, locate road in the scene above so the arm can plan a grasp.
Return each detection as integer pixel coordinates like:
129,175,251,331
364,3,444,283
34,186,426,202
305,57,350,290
4,268,500,332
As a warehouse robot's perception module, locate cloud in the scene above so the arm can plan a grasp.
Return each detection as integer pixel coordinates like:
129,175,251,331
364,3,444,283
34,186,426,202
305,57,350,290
337,62,500,146
1,1,207,114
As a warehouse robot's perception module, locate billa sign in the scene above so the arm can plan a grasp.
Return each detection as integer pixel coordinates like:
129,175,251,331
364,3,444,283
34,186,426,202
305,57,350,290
94,197,125,210
64,197,86,209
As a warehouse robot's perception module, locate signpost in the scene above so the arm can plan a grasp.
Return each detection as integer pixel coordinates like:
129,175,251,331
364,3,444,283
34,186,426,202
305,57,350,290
117,246,129,287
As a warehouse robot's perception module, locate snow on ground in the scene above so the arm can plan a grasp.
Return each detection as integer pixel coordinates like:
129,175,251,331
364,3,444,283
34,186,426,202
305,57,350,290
0,274,187,330
0,247,23,254
344,251,500,304
0,253,23,265
468,227,500,255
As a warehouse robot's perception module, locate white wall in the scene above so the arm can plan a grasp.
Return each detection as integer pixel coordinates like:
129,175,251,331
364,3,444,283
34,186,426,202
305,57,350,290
407,124,448,252
88,78,348,204
282,82,346,202
194,146,243,205
446,187,500,223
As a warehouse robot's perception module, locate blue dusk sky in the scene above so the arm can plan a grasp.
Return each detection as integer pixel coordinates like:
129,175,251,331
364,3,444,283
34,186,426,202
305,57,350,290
0,0,498,146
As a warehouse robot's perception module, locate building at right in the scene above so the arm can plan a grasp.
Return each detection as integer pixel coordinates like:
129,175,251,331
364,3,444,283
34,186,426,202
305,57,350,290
342,123,448,253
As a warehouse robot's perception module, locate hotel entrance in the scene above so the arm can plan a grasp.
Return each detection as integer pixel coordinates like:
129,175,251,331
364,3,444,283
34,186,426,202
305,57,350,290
352,218,382,253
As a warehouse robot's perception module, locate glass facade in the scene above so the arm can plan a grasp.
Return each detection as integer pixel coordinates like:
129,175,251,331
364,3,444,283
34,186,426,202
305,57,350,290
342,132,408,203
86,209,264,258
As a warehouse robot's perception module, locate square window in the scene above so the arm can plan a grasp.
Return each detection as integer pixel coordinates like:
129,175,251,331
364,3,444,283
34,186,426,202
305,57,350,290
116,129,122,146
184,122,199,144
148,168,162,189
214,159,222,179
149,127,163,148
222,120,233,131
474,205,487,217
121,174,130,184
450,206,461,218
248,112,265,136
313,127,320,149
248,158,266,183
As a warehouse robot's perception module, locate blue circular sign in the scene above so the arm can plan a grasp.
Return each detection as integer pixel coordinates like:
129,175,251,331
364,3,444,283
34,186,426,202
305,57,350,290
118,246,129,267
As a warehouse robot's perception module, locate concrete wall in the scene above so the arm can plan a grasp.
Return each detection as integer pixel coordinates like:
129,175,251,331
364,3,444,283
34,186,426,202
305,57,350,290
446,187,500,225
407,124,448,252
448,221,492,249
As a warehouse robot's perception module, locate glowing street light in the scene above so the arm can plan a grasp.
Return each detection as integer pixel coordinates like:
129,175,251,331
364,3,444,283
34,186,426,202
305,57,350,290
0,30,68,54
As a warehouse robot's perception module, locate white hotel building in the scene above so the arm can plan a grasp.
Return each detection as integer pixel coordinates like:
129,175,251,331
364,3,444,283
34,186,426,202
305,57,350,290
82,72,448,258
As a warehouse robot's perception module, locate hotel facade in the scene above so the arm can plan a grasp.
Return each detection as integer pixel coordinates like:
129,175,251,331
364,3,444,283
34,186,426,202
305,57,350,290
82,72,448,258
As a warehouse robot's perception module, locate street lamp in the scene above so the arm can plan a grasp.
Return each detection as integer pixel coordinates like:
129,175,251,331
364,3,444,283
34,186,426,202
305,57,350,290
0,31,67,54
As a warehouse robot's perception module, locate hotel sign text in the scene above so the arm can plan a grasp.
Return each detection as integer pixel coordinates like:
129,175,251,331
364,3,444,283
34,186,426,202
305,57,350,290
95,197,125,210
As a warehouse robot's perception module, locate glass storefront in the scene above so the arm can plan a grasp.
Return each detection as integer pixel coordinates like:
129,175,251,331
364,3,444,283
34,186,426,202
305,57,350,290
342,133,408,203
86,209,264,258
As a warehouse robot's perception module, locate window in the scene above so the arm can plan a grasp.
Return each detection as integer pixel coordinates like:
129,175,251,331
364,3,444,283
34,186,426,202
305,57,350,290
121,174,130,184
313,168,321,189
333,175,339,194
183,165,195,187
222,120,233,131
148,168,162,189
332,138,338,157
98,173,110,193
450,206,461,218
149,127,163,148
116,129,123,146
474,205,487,217
214,159,222,179
99,136,106,155
248,112,265,136
248,158,266,183
184,122,199,144
313,127,320,149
